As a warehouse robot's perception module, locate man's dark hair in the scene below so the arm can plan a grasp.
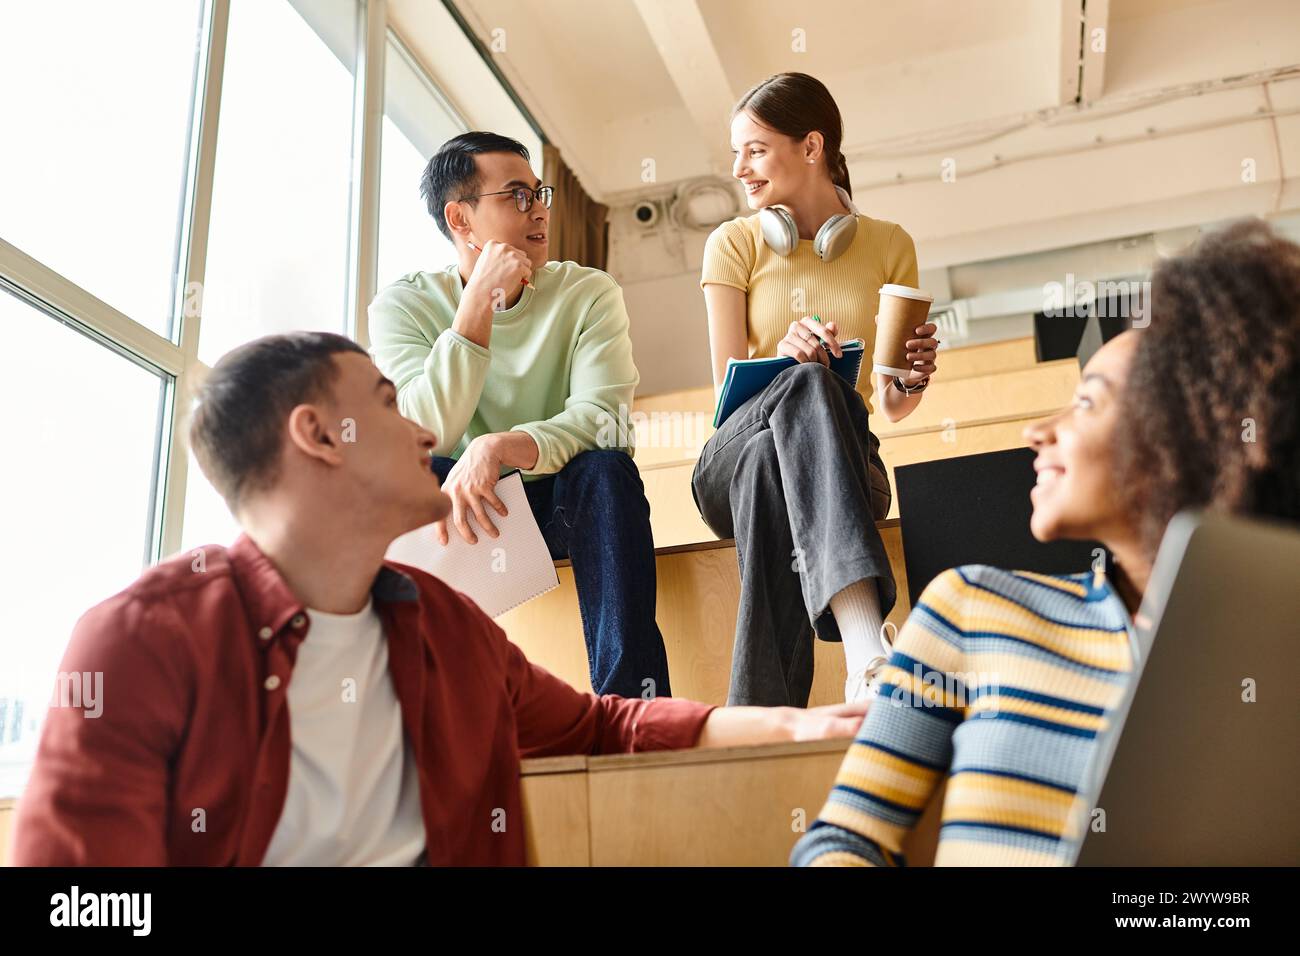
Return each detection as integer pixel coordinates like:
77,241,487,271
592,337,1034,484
190,331,368,510
419,131,531,241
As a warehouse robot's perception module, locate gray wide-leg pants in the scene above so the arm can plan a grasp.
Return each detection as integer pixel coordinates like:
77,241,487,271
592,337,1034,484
691,362,895,707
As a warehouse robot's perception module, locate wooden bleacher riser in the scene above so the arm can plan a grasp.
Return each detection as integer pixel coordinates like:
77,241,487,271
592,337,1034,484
631,337,1046,422
873,360,1078,436
499,523,910,709
628,344,1080,543
520,739,947,866
629,355,1079,470
640,412,1048,543
0,751,945,868
629,338,1066,463
0,750,945,868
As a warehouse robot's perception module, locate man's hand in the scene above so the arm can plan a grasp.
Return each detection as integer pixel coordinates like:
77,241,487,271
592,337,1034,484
454,240,534,349
694,700,869,749
433,435,509,545
464,240,532,309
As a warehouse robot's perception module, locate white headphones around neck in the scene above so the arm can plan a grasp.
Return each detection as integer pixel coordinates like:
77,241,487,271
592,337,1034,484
758,185,859,262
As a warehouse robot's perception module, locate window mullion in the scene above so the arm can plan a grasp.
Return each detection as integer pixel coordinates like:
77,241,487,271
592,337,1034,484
0,239,183,377
158,0,231,561
347,0,387,349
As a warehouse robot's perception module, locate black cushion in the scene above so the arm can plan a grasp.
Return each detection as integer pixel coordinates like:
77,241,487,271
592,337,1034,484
894,447,1101,606
1033,311,1087,362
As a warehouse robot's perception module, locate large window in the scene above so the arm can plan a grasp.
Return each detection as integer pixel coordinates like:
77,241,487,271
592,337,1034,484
0,0,545,800
377,34,464,288
198,0,358,366
183,0,362,555
0,0,204,338
181,434,242,553
0,289,167,796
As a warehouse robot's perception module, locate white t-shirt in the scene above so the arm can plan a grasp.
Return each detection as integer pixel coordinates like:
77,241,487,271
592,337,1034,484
262,600,426,866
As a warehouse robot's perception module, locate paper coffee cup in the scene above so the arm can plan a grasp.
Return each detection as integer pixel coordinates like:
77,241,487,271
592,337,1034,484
873,284,934,377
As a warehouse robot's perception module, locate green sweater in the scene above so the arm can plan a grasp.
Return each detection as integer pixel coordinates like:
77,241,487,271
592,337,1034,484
367,261,639,479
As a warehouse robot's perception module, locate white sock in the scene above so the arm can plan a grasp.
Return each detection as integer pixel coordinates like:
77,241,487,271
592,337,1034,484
830,579,887,679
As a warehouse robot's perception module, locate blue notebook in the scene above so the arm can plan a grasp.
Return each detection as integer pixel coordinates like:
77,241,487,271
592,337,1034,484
712,339,867,427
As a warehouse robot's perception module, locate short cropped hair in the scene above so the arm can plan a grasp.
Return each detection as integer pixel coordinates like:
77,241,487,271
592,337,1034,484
189,331,368,510
419,131,531,240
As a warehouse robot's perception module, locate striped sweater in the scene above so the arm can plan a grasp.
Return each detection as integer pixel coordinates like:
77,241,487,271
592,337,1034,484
791,565,1135,867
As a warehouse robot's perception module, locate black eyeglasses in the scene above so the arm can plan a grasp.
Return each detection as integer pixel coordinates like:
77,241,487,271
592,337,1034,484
459,184,554,213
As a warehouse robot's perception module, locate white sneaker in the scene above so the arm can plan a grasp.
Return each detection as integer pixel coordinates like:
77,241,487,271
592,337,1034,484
844,654,890,703
843,627,896,703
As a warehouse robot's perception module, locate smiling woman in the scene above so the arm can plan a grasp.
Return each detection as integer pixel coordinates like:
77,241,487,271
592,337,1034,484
793,218,1300,868
1024,334,1144,574
793,333,1146,868
694,72,933,708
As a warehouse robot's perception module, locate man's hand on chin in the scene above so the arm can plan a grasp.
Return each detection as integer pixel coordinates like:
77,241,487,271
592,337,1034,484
694,700,870,749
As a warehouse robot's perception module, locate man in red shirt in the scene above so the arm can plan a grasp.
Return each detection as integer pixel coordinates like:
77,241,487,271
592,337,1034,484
13,332,865,866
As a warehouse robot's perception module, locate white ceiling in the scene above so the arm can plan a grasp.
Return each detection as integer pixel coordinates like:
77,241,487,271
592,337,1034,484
697,0,1042,88
383,1,1300,397
424,0,1299,199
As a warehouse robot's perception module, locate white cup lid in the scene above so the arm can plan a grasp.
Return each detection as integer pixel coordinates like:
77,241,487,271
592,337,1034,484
878,283,933,303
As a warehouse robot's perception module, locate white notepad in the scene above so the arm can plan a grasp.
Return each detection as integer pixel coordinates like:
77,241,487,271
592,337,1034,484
385,471,559,618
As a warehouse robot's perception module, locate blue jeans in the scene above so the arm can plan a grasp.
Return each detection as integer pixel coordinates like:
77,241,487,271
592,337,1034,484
430,449,672,698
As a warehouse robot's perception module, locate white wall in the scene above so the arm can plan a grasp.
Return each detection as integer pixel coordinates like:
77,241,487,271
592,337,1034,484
610,73,1300,395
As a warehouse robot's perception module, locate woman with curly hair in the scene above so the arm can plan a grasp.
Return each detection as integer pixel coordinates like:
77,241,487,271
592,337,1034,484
1116,218,1300,559
792,217,1300,866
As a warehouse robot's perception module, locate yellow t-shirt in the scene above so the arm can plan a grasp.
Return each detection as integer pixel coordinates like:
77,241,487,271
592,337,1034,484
700,212,920,413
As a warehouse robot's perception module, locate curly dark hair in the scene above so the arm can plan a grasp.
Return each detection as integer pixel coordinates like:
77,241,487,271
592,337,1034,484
1115,217,1300,557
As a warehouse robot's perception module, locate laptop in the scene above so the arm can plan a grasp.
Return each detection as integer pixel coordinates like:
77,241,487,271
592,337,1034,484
1063,510,1300,865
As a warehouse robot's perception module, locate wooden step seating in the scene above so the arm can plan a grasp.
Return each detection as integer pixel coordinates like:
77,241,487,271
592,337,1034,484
499,521,910,709
630,350,1078,469
521,738,947,866
624,335,1040,457
0,745,947,868
641,413,1050,547
632,353,1080,545
628,336,1060,469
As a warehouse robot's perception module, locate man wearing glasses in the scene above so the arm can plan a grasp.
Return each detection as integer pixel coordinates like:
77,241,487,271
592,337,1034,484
368,131,671,699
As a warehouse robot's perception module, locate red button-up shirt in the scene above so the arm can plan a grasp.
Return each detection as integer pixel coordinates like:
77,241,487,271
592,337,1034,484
13,534,715,866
